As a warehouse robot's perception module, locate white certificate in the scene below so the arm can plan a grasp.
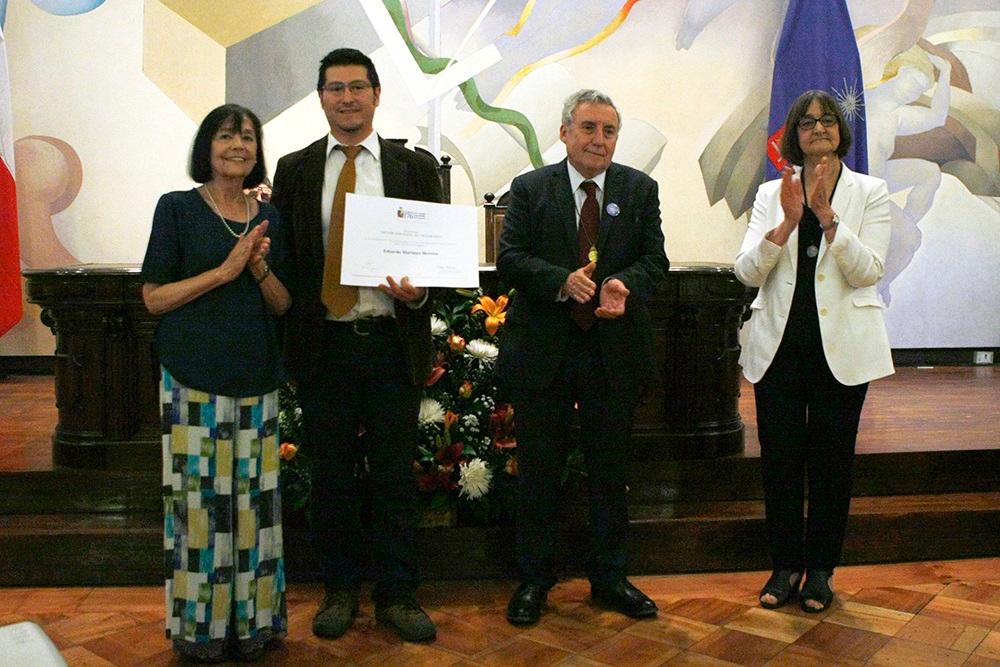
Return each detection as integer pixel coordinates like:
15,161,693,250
341,193,480,288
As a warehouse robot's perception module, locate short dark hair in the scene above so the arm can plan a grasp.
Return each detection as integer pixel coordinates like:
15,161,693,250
189,104,266,188
779,89,852,166
317,48,380,91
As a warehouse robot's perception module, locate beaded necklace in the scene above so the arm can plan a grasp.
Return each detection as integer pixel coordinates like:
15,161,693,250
204,185,250,239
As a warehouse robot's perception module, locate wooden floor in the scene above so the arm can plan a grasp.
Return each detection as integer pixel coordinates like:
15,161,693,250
0,366,997,473
0,558,997,666
1,367,997,664
0,372,58,472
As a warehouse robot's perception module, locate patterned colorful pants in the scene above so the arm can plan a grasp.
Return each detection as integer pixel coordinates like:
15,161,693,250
160,369,287,660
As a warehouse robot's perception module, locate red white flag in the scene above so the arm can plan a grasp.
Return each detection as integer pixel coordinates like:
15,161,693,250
0,25,22,337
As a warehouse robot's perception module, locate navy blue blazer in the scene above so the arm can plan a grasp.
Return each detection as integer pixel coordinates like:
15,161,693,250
496,159,668,395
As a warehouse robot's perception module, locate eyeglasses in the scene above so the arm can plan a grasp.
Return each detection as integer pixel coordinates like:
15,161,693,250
797,114,838,131
320,81,373,96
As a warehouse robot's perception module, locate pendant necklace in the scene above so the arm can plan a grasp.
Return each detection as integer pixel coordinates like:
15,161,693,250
800,173,819,258
204,185,250,239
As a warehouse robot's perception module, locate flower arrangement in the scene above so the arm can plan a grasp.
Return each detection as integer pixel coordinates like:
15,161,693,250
415,289,518,524
277,289,518,524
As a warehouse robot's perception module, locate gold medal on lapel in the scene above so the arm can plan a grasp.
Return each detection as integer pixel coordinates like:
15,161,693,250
588,246,599,263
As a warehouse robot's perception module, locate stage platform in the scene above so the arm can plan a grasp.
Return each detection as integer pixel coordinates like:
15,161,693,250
0,367,997,585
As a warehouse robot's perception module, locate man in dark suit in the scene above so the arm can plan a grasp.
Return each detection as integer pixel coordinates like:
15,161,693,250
497,89,669,626
270,48,442,643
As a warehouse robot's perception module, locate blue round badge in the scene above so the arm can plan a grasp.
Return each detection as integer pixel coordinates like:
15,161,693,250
606,202,620,217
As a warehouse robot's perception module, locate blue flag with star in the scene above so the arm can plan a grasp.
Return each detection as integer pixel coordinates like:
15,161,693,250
766,0,867,180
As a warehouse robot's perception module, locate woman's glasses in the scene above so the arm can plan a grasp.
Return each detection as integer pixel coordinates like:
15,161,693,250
797,114,838,131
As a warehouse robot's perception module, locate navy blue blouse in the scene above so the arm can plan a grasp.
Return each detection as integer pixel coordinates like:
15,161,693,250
141,189,288,397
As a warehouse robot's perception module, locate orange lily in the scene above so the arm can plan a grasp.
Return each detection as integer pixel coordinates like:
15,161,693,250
471,295,509,335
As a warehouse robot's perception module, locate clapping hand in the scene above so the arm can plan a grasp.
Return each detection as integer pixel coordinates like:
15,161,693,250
595,278,629,319
808,158,834,221
564,261,597,303
779,165,804,227
249,220,271,266
218,222,267,283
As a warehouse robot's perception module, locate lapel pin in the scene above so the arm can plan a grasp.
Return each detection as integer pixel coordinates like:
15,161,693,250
606,202,620,217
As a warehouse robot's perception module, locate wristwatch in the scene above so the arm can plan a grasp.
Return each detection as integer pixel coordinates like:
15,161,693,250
822,213,839,231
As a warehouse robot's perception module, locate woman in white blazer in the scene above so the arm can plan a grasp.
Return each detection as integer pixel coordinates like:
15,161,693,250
735,90,894,613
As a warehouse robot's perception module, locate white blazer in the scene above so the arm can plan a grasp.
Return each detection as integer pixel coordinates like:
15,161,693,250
735,164,894,386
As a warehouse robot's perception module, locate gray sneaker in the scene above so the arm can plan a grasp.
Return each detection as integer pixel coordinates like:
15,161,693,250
374,599,437,642
312,589,358,638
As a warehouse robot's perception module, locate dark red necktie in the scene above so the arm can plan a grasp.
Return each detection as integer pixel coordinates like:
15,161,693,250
571,180,599,330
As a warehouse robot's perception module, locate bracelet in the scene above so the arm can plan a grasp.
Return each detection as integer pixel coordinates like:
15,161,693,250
255,262,271,284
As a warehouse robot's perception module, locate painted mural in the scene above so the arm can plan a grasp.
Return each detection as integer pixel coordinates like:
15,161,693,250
2,0,998,355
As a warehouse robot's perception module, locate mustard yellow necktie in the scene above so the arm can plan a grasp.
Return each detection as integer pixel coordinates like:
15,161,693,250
321,145,362,316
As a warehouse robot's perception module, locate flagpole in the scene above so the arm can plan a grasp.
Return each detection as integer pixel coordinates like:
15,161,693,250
427,0,441,160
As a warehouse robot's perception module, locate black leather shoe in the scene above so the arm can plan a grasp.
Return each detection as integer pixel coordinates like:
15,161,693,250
506,583,547,626
591,579,658,618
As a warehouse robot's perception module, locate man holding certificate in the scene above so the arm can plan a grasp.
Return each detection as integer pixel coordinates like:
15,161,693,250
497,90,669,626
271,48,442,643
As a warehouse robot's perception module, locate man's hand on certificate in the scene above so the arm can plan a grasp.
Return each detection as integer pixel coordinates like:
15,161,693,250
595,278,629,319
379,275,427,303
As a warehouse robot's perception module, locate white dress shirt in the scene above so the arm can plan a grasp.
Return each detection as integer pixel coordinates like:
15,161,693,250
321,132,394,320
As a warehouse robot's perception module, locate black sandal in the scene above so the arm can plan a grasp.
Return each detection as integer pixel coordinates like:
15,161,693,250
800,570,834,613
759,570,802,609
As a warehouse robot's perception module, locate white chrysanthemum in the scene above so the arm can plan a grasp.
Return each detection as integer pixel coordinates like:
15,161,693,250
418,398,445,425
466,339,498,360
430,315,448,336
462,414,479,429
458,458,493,500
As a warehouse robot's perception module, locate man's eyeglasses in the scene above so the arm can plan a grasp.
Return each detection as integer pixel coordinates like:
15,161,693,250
320,81,373,96
797,114,838,131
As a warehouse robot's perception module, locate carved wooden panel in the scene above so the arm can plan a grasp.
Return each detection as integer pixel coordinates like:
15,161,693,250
24,265,160,470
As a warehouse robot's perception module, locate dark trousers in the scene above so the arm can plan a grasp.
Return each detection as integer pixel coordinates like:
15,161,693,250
297,320,421,603
753,342,868,572
513,328,635,590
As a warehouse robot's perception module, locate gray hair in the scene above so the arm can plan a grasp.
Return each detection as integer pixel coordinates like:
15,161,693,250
561,89,621,128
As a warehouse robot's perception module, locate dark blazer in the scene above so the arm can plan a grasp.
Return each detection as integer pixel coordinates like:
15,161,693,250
271,136,444,385
496,159,668,396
